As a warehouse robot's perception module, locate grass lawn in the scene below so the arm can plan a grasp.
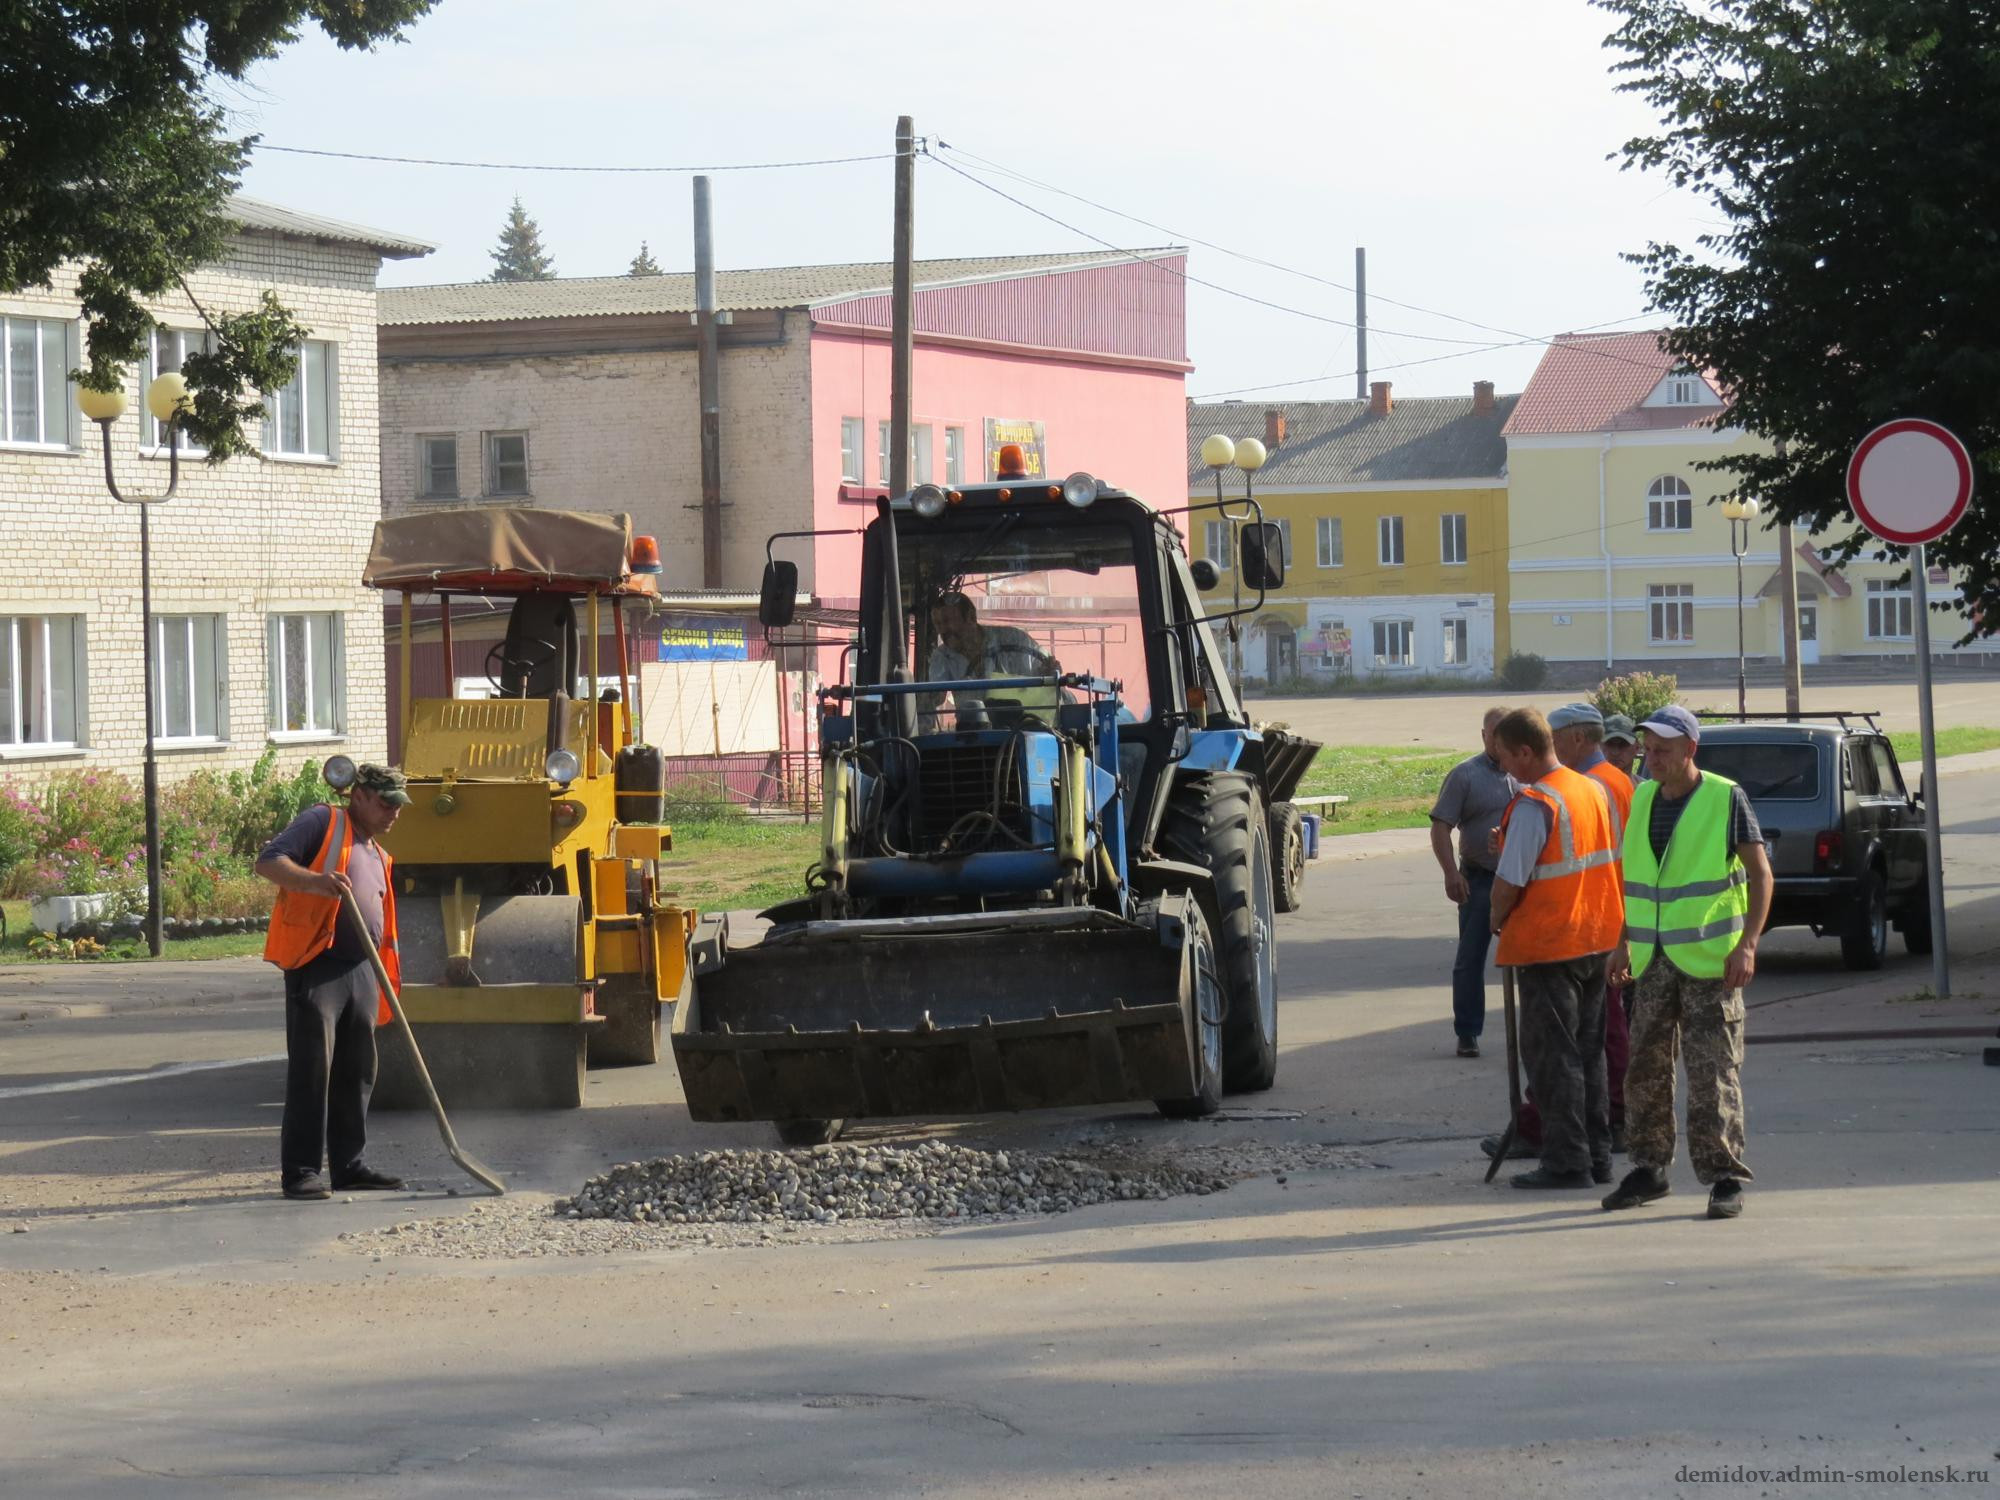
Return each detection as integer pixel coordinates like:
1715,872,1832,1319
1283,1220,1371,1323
656,816,820,913
1295,744,1461,837
1888,725,2000,762
0,898,266,965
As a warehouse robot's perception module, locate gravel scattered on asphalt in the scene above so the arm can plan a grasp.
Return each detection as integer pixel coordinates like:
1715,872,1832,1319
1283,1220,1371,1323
342,1137,1370,1260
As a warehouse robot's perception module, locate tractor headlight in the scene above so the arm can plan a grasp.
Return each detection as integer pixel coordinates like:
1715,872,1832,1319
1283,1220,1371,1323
910,483,949,519
545,749,581,786
322,754,357,791
1060,471,1101,509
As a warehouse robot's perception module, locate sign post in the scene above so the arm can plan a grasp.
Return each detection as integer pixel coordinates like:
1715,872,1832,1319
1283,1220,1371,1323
1846,418,1973,1000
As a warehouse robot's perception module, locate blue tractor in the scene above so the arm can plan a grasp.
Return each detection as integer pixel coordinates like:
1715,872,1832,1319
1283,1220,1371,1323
670,470,1320,1143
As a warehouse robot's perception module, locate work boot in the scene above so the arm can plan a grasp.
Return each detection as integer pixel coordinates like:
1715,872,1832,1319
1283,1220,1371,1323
1456,1037,1480,1059
331,1165,404,1192
283,1172,332,1201
1601,1166,1671,1212
1511,1166,1593,1189
1480,1133,1536,1161
1707,1180,1745,1220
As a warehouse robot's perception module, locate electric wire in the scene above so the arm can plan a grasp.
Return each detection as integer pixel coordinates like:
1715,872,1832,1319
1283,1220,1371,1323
254,143,897,173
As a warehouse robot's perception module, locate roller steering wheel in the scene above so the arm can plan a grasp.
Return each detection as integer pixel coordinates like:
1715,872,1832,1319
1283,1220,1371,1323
486,636,561,697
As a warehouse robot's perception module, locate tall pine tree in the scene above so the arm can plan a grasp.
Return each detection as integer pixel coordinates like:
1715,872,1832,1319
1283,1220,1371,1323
629,241,663,276
489,198,556,282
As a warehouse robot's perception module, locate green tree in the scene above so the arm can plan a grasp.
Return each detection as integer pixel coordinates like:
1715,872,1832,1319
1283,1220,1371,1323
0,2,437,460
1599,0,2000,634
490,198,557,282
629,241,663,276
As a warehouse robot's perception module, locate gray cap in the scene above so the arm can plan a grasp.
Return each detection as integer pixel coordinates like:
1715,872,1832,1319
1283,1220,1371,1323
1602,713,1637,745
1639,705,1702,742
353,763,411,805
1547,701,1605,731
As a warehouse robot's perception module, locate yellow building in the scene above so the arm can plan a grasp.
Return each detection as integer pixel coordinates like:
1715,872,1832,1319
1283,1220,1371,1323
1504,332,1993,672
1187,383,1514,684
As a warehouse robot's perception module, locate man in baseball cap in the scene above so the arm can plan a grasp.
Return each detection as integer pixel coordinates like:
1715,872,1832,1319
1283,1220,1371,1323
1638,704,1703,742
1601,714,1638,777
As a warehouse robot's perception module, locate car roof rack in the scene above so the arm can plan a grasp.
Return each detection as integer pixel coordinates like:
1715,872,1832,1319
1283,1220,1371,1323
1693,709,1884,731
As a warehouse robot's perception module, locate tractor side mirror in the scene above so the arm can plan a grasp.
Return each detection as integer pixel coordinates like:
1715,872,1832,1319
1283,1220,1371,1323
1190,558,1221,591
758,559,799,628
1240,522,1286,590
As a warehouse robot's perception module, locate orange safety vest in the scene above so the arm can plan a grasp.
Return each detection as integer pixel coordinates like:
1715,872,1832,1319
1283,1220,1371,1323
1586,758,1634,835
263,804,400,1024
1496,764,1624,967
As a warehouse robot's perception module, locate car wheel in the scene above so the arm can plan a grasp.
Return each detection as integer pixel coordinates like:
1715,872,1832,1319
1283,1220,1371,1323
1900,889,1934,956
1839,868,1888,971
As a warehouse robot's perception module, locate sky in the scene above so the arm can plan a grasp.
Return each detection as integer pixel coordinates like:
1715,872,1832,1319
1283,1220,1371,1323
227,0,1717,405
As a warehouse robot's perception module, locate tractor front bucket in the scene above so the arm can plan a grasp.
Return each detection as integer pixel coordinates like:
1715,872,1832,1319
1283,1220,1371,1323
671,897,1204,1124
374,893,594,1110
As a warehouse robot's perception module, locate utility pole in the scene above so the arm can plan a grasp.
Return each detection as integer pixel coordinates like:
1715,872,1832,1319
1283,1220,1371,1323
693,175,723,589
1354,247,1368,399
890,115,916,496
1776,439,1804,718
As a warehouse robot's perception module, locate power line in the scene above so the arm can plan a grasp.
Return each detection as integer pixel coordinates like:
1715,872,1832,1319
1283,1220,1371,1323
253,143,897,173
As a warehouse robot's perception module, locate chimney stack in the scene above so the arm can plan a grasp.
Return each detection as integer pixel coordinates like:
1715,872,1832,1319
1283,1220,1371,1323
1369,381,1393,416
1264,408,1286,449
1472,380,1495,414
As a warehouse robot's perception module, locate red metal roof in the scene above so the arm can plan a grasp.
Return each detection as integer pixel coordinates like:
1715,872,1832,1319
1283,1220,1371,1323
1502,330,1725,436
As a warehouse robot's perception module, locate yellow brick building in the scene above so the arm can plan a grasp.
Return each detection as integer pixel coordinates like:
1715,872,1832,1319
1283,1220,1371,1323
1187,383,1515,685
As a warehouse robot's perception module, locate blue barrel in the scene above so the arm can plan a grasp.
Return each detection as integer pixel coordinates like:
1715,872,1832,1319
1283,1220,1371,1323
1300,813,1321,859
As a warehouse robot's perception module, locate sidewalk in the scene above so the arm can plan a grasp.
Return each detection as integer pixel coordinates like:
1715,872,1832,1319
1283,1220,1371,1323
0,956,270,1023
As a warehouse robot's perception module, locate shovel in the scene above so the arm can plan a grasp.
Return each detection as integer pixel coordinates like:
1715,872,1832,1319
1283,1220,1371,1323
342,888,506,1196
1482,966,1525,1185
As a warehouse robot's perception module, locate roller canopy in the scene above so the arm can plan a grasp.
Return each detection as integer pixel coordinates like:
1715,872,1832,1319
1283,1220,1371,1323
364,508,651,595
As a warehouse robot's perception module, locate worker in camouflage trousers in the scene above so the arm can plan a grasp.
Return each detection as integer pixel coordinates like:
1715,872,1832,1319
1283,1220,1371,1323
1603,708,1773,1221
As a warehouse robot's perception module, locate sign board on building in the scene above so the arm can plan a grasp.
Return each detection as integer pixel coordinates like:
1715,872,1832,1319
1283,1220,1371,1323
984,419,1047,480
658,617,749,662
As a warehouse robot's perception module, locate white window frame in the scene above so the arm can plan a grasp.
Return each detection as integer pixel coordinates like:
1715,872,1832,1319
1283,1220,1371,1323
1204,520,1232,570
1,315,78,451
1668,375,1701,405
151,613,227,745
1866,579,1914,641
878,420,893,487
418,434,459,499
1646,475,1694,532
1440,512,1468,566
1316,516,1343,569
260,339,338,461
1378,515,1404,566
1371,617,1414,668
1441,615,1470,667
0,614,85,753
1270,518,1293,567
1647,584,1695,645
839,417,864,484
267,612,345,740
912,423,933,486
945,425,965,486
143,327,213,454
486,431,529,497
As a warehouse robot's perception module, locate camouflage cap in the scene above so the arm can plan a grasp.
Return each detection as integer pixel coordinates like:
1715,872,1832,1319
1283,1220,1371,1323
1602,713,1637,745
352,763,411,805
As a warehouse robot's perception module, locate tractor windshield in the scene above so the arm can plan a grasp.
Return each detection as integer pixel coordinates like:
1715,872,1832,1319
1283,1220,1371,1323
890,515,1151,730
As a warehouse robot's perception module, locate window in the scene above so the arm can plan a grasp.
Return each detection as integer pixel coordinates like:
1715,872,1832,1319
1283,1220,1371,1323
1862,738,1904,799
945,425,965,486
1204,520,1232,569
1866,579,1913,640
418,435,458,498
878,420,892,486
1441,513,1468,565
1442,616,1469,666
152,615,225,742
839,418,864,483
0,615,83,749
913,424,933,485
145,328,212,451
1695,742,1821,801
1371,618,1414,667
1316,516,1343,568
261,340,336,459
486,432,528,496
1647,583,1695,644
1647,475,1693,531
2,315,76,449
1378,515,1404,566
1668,374,1702,405
1272,518,1293,567
268,613,343,735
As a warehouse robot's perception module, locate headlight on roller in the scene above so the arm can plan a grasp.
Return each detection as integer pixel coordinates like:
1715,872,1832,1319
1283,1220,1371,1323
910,483,949,519
545,749,581,786
1060,472,1101,509
322,754,357,790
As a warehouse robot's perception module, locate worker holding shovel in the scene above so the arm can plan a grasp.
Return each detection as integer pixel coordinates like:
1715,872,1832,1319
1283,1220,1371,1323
255,764,411,1202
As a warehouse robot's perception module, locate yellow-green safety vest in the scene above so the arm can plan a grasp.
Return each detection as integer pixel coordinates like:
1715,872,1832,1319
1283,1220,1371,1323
1623,771,1750,980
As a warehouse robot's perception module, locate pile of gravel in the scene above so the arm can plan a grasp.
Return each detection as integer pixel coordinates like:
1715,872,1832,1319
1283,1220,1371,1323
557,1140,1237,1226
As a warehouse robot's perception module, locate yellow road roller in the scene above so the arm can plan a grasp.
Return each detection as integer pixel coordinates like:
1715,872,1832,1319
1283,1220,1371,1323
359,507,693,1109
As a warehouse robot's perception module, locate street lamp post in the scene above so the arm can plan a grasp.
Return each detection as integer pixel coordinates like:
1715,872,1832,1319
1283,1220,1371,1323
1722,495,1761,721
79,373,189,958
1197,435,1268,700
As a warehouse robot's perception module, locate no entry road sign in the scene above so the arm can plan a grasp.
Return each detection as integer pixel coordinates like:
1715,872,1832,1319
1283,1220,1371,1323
1846,418,1974,545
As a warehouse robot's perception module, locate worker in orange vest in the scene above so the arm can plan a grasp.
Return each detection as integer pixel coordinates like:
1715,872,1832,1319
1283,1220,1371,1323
255,764,410,1202
1488,708,1625,1189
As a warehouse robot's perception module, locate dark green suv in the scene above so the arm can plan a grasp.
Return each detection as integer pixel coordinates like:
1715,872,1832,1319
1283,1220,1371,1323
1693,719,1932,970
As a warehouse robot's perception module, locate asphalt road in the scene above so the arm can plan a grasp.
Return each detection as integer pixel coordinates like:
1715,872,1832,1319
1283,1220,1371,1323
2,772,1997,1497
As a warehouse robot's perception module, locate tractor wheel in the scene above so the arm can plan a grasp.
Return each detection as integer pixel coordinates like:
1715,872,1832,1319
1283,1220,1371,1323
1162,771,1278,1093
1157,903,1225,1119
1270,801,1306,914
775,1119,845,1147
